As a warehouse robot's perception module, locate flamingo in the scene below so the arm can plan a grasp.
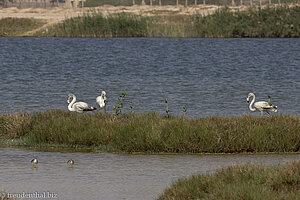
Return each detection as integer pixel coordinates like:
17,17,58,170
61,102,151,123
246,93,278,116
96,91,107,112
67,93,96,113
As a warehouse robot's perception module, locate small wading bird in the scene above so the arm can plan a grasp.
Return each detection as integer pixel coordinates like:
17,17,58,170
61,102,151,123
67,159,74,167
31,157,38,167
67,93,96,113
96,91,107,112
246,93,278,116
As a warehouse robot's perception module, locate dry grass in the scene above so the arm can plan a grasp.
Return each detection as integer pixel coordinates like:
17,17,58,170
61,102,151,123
0,17,45,36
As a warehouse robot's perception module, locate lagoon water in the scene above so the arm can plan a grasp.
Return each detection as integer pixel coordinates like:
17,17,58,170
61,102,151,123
0,38,299,117
1,148,300,200
0,38,300,199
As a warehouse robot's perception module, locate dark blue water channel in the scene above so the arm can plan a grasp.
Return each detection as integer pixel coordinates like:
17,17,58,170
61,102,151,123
0,38,299,117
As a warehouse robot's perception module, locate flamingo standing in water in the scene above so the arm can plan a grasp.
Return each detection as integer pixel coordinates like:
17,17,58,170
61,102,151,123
246,93,278,116
67,93,96,113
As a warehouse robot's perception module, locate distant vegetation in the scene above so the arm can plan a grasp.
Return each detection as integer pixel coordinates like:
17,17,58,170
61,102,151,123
44,5,300,38
84,0,297,7
0,6,299,37
84,0,231,7
50,12,148,37
0,18,45,37
1,110,300,153
193,5,300,37
158,161,300,200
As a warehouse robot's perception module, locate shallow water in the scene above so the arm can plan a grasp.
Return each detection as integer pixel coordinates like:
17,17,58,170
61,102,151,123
0,148,300,200
0,38,299,117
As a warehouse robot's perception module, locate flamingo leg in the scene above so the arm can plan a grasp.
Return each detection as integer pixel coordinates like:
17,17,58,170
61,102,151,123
260,111,263,116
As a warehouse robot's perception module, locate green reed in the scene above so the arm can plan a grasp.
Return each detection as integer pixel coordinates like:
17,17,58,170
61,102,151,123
158,161,300,200
51,11,148,37
1,110,300,153
192,6,300,37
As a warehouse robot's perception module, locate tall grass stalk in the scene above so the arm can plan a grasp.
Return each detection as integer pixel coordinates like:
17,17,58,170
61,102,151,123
1,110,300,153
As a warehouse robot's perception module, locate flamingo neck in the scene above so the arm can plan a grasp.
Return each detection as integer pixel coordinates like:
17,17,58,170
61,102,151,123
68,95,76,111
249,94,256,112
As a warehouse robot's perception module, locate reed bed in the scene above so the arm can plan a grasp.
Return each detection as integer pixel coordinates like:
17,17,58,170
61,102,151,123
158,161,300,200
47,5,300,38
192,5,300,37
1,110,300,153
51,12,148,37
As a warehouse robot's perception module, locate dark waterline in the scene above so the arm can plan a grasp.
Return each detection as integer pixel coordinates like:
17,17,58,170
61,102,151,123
0,38,299,117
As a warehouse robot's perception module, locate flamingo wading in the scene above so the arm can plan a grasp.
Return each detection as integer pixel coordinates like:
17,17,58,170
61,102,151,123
67,93,96,113
246,93,278,116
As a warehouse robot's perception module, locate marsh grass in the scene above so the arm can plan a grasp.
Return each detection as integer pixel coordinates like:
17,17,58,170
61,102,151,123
46,5,300,38
50,11,148,37
0,18,45,36
158,161,300,200
1,110,300,153
192,5,300,37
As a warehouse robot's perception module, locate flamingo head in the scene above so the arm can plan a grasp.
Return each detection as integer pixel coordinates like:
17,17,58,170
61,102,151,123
246,93,254,103
67,93,74,103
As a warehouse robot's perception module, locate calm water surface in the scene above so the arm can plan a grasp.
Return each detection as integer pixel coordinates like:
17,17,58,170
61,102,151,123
0,38,299,117
1,148,300,200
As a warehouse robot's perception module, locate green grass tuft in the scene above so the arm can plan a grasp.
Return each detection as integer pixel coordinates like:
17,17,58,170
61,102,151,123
1,110,300,153
158,161,300,200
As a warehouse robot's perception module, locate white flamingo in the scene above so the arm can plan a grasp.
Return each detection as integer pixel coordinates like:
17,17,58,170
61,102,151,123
246,93,278,116
96,91,107,111
67,93,96,113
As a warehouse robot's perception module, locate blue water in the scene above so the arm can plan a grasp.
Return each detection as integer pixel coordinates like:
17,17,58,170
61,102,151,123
0,38,299,117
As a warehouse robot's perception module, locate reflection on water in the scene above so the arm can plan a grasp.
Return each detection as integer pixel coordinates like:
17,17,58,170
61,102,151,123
0,148,300,200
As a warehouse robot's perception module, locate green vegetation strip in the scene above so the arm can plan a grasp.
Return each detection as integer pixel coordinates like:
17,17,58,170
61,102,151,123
45,5,300,38
0,18,45,37
158,161,300,200
1,110,300,153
